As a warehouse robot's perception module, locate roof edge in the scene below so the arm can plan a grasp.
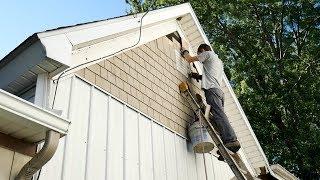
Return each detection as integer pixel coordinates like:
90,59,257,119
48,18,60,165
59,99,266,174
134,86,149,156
270,164,298,180
0,33,40,69
37,3,192,38
0,3,193,71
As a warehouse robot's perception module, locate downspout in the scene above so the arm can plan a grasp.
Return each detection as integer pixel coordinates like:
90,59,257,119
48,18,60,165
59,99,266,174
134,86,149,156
15,130,60,180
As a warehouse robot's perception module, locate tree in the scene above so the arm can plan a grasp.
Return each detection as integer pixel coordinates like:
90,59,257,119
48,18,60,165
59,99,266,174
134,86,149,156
126,0,320,178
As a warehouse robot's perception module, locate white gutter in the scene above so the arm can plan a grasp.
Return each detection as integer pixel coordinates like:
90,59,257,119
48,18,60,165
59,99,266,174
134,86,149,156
0,89,69,138
0,89,70,179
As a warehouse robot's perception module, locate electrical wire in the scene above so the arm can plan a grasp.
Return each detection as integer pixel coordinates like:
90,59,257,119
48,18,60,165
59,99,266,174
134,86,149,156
198,109,209,180
36,169,42,180
34,2,156,180
51,1,156,109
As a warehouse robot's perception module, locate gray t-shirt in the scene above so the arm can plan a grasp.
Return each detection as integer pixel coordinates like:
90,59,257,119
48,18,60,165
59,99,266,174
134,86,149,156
197,51,223,90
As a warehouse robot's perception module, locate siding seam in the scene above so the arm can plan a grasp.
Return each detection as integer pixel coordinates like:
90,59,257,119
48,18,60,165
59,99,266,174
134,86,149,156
61,76,75,180
84,86,94,179
123,105,126,180
151,123,156,180
105,95,111,180
137,113,141,180
162,127,168,180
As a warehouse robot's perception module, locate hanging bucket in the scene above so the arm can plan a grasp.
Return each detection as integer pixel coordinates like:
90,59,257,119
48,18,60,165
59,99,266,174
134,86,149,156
188,121,214,153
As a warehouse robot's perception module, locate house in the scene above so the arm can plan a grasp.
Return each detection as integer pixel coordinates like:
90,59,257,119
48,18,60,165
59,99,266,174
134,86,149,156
0,3,297,180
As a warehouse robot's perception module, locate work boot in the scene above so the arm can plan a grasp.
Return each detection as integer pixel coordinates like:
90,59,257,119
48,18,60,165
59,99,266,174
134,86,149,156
216,150,224,161
225,140,241,153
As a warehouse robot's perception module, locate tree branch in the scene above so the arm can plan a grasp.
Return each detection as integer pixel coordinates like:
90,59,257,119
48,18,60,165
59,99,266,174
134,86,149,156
251,3,278,59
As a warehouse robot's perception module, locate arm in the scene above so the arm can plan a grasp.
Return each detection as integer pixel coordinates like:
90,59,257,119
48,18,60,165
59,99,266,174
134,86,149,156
181,48,210,63
180,49,202,81
184,54,199,63
181,49,198,63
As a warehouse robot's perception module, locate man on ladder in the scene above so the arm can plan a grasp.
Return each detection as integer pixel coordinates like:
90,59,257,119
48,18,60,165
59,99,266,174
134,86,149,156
181,44,241,153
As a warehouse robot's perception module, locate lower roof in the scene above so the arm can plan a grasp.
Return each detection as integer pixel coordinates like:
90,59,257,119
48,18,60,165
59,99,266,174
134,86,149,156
0,89,69,143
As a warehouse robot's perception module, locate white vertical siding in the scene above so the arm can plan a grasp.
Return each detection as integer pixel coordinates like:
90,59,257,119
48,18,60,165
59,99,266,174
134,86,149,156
152,124,167,180
10,152,32,180
39,76,234,180
204,154,215,179
0,147,14,180
124,107,139,180
0,149,31,180
186,143,198,180
107,98,124,180
196,154,207,180
62,77,91,180
175,137,188,180
164,130,177,180
85,88,109,180
139,115,154,180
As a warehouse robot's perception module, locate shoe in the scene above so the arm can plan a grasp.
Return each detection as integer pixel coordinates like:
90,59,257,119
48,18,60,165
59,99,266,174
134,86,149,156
225,140,241,153
218,155,225,161
216,150,224,161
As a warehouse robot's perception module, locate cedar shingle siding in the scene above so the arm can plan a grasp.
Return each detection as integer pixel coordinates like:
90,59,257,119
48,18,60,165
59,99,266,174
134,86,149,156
77,36,202,136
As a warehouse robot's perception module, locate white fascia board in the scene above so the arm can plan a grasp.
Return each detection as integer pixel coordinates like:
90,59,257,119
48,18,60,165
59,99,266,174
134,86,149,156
39,34,73,67
63,6,190,46
183,3,209,74
0,89,69,137
37,3,192,40
70,18,181,50
238,148,258,176
184,3,210,45
222,73,271,170
270,164,298,180
36,3,193,68
51,19,179,78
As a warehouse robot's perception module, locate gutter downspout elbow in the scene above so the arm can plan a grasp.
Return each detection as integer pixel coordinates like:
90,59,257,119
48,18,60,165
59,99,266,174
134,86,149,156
15,130,60,180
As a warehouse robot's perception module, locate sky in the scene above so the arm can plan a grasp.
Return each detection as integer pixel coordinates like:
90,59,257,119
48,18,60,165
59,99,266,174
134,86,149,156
0,0,129,59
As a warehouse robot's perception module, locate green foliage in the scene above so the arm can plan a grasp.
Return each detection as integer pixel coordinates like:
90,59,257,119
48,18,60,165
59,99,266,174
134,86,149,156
126,0,320,178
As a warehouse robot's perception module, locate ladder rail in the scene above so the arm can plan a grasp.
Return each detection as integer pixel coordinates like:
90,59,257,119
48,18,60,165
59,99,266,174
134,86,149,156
179,82,254,180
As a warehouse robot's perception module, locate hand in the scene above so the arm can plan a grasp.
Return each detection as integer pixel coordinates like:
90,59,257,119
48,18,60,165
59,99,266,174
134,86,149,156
188,72,202,81
180,48,189,58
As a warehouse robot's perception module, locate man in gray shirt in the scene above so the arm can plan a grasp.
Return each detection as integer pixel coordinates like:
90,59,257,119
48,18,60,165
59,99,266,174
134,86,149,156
181,44,240,153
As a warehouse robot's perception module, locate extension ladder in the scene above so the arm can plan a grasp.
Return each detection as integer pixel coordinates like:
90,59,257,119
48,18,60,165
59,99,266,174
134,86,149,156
179,82,256,180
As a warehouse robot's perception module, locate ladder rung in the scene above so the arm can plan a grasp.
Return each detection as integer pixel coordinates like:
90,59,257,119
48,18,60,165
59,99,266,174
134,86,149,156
179,82,255,180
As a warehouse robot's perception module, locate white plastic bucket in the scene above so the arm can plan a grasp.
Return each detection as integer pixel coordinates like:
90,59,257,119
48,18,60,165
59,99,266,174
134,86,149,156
188,121,214,153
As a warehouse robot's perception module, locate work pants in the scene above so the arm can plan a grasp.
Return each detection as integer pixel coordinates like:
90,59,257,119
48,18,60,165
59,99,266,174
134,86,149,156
204,88,237,143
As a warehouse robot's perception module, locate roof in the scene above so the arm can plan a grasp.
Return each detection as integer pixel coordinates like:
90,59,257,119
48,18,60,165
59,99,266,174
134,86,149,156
0,3,206,94
0,13,136,70
0,89,69,143
0,2,277,176
0,34,38,70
